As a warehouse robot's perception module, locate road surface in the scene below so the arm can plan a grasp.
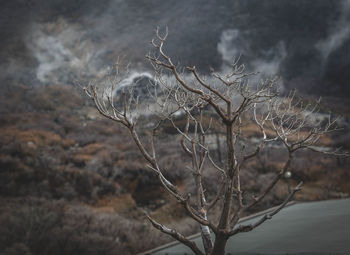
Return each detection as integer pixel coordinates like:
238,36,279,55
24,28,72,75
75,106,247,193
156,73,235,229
144,198,350,254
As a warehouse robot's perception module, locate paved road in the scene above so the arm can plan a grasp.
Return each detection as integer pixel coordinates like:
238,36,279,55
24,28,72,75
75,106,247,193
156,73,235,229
149,198,350,254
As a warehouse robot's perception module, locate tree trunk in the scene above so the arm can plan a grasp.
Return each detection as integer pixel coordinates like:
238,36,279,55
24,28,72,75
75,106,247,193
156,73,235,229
200,224,213,254
211,233,228,255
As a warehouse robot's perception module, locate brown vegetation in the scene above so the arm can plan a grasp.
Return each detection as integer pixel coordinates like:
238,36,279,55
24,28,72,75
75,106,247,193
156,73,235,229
0,82,349,254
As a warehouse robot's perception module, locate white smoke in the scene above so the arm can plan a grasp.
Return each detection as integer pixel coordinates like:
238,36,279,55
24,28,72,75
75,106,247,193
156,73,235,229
251,41,287,78
26,18,110,84
117,71,153,89
217,29,242,64
217,28,287,86
34,35,72,82
316,0,350,63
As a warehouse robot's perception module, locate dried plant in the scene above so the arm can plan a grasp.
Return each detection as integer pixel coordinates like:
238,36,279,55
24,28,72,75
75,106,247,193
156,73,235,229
83,28,347,255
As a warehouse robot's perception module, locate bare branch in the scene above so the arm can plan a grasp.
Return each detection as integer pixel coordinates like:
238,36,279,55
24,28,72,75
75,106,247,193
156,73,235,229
181,196,219,234
229,181,303,236
206,180,225,211
146,214,204,255
245,152,293,211
188,66,229,103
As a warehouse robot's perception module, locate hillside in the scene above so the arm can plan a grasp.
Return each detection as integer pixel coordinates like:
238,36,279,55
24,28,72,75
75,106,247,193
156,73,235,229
0,83,349,254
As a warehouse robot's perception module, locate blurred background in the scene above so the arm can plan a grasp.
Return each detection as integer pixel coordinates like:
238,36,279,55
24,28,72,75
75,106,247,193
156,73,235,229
0,1,349,254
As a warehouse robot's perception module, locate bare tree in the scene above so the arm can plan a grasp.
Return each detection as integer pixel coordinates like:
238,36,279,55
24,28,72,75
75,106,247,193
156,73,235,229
83,28,346,255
